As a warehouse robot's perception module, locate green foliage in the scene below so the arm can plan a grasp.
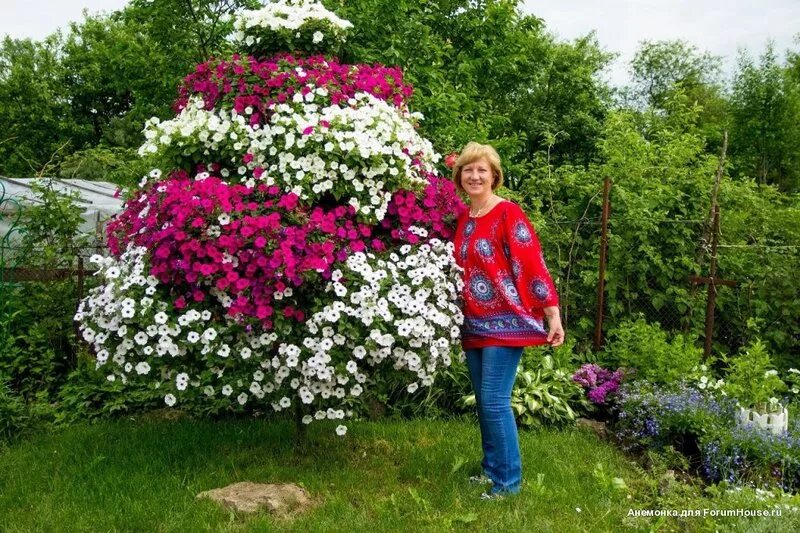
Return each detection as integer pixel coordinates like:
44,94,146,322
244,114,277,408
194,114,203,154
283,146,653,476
15,179,89,264
723,338,787,413
0,181,91,402
509,353,586,428
54,355,164,424
0,35,83,177
602,317,703,384
702,422,800,490
522,81,799,361
620,380,734,449
123,0,259,64
630,39,723,109
61,13,185,149
0,282,79,402
463,339,590,428
0,380,28,445
0,1,259,179
59,146,150,187
729,42,800,192
336,0,612,176
715,178,800,363
378,360,473,420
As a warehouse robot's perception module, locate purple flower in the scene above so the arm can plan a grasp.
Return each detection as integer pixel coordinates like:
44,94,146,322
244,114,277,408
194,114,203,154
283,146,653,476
573,364,624,405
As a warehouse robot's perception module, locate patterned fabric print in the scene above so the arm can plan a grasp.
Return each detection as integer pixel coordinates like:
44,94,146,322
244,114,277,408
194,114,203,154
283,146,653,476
454,200,559,348
530,278,550,302
462,313,547,339
499,276,521,305
475,238,495,260
460,241,469,261
469,272,497,303
513,221,532,244
463,219,476,238
538,249,550,273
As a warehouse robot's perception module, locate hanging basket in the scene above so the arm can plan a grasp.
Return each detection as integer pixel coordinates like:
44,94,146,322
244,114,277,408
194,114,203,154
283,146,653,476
736,404,789,435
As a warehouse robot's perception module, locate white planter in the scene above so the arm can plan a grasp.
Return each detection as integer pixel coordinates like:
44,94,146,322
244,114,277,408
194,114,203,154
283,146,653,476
737,405,789,435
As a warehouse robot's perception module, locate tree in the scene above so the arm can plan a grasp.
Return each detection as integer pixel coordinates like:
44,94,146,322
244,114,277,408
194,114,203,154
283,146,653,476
0,35,83,176
729,42,800,192
630,39,722,109
627,39,729,151
122,0,260,63
335,0,613,184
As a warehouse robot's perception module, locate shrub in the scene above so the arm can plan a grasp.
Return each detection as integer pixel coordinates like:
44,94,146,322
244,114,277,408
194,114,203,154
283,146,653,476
613,380,737,455
602,316,703,385
1,178,92,403
701,424,800,492
614,377,800,492
573,363,625,405
0,281,80,402
0,380,28,444
464,340,591,428
55,355,165,424
724,338,787,413
73,3,467,435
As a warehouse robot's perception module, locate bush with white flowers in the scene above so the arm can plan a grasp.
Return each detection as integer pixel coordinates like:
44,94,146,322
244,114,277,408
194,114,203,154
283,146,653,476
76,0,466,435
231,0,353,56
139,92,437,222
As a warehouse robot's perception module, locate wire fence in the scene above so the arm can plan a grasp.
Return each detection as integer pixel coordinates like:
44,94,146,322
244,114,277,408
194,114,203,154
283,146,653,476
2,186,798,373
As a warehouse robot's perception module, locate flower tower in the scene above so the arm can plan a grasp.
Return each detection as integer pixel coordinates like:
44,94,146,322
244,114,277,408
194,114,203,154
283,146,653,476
75,0,466,434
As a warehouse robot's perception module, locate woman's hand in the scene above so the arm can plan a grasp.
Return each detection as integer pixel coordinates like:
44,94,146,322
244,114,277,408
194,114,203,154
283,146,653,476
544,306,565,347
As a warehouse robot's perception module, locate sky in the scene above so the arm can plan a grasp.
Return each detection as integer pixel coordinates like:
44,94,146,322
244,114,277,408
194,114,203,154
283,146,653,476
522,0,800,86
1,0,798,87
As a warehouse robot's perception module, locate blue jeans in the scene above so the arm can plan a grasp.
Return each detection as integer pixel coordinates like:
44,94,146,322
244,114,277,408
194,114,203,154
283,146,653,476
465,346,523,495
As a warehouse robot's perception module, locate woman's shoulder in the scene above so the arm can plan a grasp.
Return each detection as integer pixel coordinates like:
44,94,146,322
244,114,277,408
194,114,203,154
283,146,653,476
496,198,526,219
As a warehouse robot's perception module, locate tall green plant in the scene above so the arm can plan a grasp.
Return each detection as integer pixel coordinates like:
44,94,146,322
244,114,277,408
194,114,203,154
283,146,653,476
602,317,703,385
723,338,786,413
1,180,90,401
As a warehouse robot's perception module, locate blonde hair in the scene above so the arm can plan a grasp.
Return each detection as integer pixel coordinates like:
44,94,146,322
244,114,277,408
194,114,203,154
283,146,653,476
452,141,504,193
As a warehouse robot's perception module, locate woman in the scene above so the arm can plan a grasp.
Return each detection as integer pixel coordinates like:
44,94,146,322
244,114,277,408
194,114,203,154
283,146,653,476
451,141,564,500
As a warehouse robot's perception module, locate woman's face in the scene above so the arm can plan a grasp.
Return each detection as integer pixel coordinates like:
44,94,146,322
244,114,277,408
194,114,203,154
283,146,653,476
460,158,494,198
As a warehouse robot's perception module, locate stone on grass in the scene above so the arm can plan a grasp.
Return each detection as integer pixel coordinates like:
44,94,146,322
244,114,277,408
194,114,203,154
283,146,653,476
196,482,313,516
576,418,608,439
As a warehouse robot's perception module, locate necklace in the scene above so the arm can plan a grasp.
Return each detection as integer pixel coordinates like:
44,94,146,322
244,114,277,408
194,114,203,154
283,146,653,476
469,195,497,218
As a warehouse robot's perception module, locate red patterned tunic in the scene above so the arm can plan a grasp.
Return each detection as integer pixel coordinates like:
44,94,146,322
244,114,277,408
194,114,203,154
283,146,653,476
453,199,559,349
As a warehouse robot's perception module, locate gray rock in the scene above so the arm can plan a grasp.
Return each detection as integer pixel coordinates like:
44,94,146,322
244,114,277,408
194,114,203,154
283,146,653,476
197,482,313,515
576,417,608,439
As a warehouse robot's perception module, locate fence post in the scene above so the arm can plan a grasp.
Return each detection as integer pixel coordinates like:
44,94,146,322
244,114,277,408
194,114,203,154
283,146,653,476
703,206,721,359
593,176,611,352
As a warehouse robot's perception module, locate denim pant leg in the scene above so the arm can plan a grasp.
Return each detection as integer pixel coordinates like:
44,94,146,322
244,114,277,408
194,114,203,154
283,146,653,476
479,346,523,494
465,349,492,475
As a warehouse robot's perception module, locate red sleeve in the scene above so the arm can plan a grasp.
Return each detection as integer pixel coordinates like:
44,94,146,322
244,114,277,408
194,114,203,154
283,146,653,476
501,202,560,309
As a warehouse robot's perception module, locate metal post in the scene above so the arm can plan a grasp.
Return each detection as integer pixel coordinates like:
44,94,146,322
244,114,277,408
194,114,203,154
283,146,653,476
594,176,611,351
703,205,721,359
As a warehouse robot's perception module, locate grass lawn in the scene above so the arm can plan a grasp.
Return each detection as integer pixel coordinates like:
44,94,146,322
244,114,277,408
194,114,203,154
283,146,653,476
0,416,797,532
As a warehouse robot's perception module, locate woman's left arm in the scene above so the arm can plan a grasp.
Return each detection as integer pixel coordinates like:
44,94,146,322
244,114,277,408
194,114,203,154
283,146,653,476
543,305,564,346
502,203,564,346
